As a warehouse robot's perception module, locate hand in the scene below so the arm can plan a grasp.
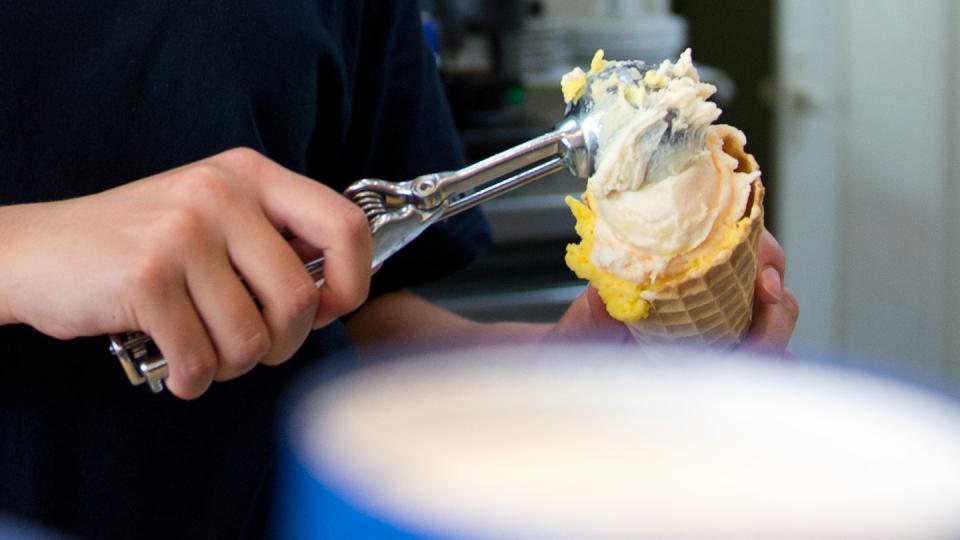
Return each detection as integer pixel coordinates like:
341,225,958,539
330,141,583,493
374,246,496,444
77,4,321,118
0,148,373,398
740,229,799,355
549,228,799,354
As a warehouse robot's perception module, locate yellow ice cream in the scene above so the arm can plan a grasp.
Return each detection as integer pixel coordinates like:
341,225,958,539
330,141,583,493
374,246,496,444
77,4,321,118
564,50,760,322
560,50,608,104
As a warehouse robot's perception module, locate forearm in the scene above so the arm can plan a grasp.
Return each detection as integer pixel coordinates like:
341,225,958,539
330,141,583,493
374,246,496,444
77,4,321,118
345,290,551,354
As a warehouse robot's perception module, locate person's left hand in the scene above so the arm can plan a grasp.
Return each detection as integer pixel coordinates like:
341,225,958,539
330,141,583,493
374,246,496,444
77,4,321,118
548,228,799,354
740,229,799,354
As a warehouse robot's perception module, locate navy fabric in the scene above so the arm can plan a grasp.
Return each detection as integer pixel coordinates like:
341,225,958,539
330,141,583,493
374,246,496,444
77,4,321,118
0,1,489,537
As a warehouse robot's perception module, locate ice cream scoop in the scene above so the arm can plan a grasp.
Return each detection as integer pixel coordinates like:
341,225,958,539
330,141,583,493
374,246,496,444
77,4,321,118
107,57,691,393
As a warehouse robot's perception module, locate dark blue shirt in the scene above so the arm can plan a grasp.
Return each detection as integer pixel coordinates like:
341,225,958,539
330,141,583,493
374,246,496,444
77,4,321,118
0,1,489,537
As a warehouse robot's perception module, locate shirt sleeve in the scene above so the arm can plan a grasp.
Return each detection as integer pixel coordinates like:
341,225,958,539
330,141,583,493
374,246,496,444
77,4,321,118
334,0,491,299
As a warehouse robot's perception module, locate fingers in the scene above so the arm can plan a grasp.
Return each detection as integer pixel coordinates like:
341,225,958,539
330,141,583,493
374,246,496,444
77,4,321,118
224,215,318,366
287,237,324,264
134,148,373,397
14,148,374,400
742,228,799,354
549,286,631,342
756,229,786,304
586,286,632,341
757,228,786,274
135,279,217,400
201,148,369,369
183,247,270,381
251,159,372,327
743,287,799,355
757,266,783,303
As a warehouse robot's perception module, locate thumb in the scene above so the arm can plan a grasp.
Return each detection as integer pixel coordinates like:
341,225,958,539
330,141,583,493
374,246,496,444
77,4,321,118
586,286,625,332
549,286,630,342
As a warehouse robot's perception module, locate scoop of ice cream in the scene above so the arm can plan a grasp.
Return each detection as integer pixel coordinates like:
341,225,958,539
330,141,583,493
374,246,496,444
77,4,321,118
563,50,761,321
590,125,758,282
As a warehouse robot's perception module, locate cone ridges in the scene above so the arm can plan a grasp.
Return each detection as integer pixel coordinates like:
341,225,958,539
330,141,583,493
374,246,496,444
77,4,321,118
626,180,764,348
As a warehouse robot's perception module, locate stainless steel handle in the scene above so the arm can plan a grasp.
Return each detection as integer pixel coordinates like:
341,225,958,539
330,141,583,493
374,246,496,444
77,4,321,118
443,157,566,219
432,130,567,204
110,256,325,393
109,117,587,394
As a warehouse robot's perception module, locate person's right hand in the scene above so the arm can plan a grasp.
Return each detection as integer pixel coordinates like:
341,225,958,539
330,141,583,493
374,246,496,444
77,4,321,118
0,148,373,398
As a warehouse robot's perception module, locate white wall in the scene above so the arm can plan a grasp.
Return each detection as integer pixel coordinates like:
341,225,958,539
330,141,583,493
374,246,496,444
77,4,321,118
777,0,959,383
775,0,843,357
948,3,960,384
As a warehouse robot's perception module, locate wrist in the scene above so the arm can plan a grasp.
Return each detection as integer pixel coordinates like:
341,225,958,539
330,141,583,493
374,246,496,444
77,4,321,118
0,203,39,325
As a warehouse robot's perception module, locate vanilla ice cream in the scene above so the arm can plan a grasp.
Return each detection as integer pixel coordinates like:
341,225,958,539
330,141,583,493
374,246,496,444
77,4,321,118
564,50,763,323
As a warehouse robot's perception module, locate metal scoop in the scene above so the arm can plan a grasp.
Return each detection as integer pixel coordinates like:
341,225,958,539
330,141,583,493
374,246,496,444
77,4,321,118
110,61,653,393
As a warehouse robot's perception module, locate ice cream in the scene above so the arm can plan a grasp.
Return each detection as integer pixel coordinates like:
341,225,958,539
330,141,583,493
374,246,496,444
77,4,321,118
563,50,764,344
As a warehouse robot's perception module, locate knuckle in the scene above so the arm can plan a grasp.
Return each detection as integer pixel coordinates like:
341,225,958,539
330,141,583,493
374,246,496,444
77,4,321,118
782,289,800,321
329,279,370,317
270,277,320,334
262,281,315,365
345,279,371,313
178,165,235,206
761,228,774,245
224,328,271,369
126,209,211,301
286,278,320,321
180,353,215,387
141,209,211,263
261,347,298,367
218,146,266,172
156,207,206,239
127,250,175,301
760,229,785,263
341,203,372,245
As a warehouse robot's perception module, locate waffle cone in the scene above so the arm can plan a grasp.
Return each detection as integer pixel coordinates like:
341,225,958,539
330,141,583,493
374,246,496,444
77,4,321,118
626,178,764,348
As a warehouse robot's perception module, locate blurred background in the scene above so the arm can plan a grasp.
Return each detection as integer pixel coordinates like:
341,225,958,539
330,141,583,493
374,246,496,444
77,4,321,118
413,0,960,391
